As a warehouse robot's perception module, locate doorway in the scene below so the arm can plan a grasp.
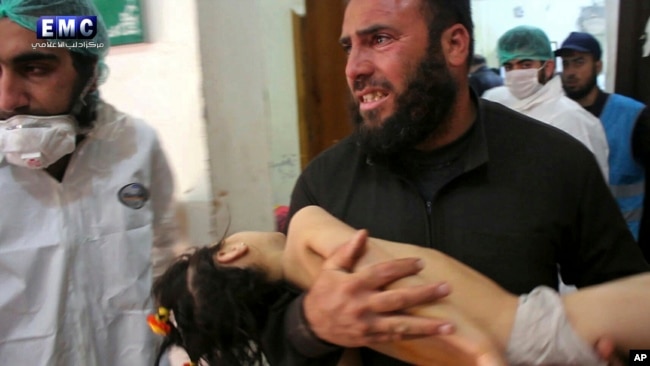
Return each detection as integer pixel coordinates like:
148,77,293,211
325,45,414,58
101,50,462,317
293,0,350,168
615,2,650,105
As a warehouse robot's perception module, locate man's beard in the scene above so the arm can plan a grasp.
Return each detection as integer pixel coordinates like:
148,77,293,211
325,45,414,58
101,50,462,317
562,66,598,101
350,44,458,160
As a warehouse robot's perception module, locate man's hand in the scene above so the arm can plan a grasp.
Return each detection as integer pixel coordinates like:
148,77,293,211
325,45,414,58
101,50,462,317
303,229,454,347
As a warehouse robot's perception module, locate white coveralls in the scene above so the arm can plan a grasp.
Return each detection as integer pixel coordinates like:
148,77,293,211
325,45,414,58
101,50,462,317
0,102,178,365
483,77,610,181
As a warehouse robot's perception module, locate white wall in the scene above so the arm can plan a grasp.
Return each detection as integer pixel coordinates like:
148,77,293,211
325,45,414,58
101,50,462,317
260,0,305,208
196,0,273,236
195,0,304,236
101,0,214,245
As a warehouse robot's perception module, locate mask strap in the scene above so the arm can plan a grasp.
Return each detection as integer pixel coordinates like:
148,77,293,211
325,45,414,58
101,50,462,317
70,65,99,116
538,61,547,71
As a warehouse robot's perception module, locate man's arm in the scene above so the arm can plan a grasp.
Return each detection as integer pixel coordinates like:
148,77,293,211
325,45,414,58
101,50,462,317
149,133,181,279
559,156,649,287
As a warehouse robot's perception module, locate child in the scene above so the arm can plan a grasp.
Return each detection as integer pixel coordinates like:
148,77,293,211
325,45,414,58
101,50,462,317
150,205,650,365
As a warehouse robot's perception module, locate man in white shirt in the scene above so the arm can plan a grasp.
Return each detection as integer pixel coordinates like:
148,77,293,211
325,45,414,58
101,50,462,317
483,25,609,180
0,1,179,365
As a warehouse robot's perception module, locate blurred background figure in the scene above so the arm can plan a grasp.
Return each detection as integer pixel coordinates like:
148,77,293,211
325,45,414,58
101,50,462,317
556,31,649,249
483,25,609,181
469,54,503,96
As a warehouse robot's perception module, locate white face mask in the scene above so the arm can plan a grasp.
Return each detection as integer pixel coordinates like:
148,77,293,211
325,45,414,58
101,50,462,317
0,115,77,169
504,64,545,100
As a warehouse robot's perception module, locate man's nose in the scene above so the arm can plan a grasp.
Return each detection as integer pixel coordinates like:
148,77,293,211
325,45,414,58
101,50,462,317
345,47,374,89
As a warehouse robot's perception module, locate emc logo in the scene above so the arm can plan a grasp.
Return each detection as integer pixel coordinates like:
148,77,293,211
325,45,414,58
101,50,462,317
36,16,98,39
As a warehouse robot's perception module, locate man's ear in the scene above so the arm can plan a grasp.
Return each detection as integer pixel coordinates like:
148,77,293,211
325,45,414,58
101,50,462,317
215,242,249,264
595,59,603,74
441,23,471,68
543,59,556,81
86,62,100,93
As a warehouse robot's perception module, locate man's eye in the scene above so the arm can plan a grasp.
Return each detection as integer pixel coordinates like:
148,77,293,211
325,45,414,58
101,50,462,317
342,45,351,55
22,64,50,76
373,35,390,45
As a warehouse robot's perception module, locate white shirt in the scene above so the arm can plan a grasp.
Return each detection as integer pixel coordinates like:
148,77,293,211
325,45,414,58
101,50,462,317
483,77,609,181
0,102,178,366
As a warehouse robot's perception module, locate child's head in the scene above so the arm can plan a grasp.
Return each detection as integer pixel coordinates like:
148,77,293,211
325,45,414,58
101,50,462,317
151,243,285,365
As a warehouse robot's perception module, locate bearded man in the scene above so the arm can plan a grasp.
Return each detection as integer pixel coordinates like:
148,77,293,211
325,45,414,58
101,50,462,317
556,31,650,256
275,0,649,365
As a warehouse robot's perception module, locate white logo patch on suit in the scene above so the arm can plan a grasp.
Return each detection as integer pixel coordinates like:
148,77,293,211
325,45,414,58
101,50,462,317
118,183,150,209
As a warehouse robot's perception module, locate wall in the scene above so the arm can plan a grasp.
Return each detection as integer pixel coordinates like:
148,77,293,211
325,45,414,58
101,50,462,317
194,0,304,236
260,0,305,208
100,0,214,245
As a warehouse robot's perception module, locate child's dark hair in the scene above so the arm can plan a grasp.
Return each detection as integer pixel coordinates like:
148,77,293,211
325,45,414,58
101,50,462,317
152,245,285,365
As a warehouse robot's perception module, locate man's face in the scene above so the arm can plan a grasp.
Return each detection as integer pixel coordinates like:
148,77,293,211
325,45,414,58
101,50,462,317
0,18,79,119
559,50,600,100
503,59,550,84
340,0,457,156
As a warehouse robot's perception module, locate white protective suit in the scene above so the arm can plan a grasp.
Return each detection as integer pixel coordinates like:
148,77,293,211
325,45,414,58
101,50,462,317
483,77,609,181
0,102,178,365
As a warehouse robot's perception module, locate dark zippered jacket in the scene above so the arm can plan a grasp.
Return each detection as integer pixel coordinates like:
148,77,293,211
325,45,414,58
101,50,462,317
282,98,649,365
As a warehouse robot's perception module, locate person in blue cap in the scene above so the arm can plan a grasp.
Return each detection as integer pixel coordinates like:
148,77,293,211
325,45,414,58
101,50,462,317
483,25,609,181
556,31,650,258
0,1,180,365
